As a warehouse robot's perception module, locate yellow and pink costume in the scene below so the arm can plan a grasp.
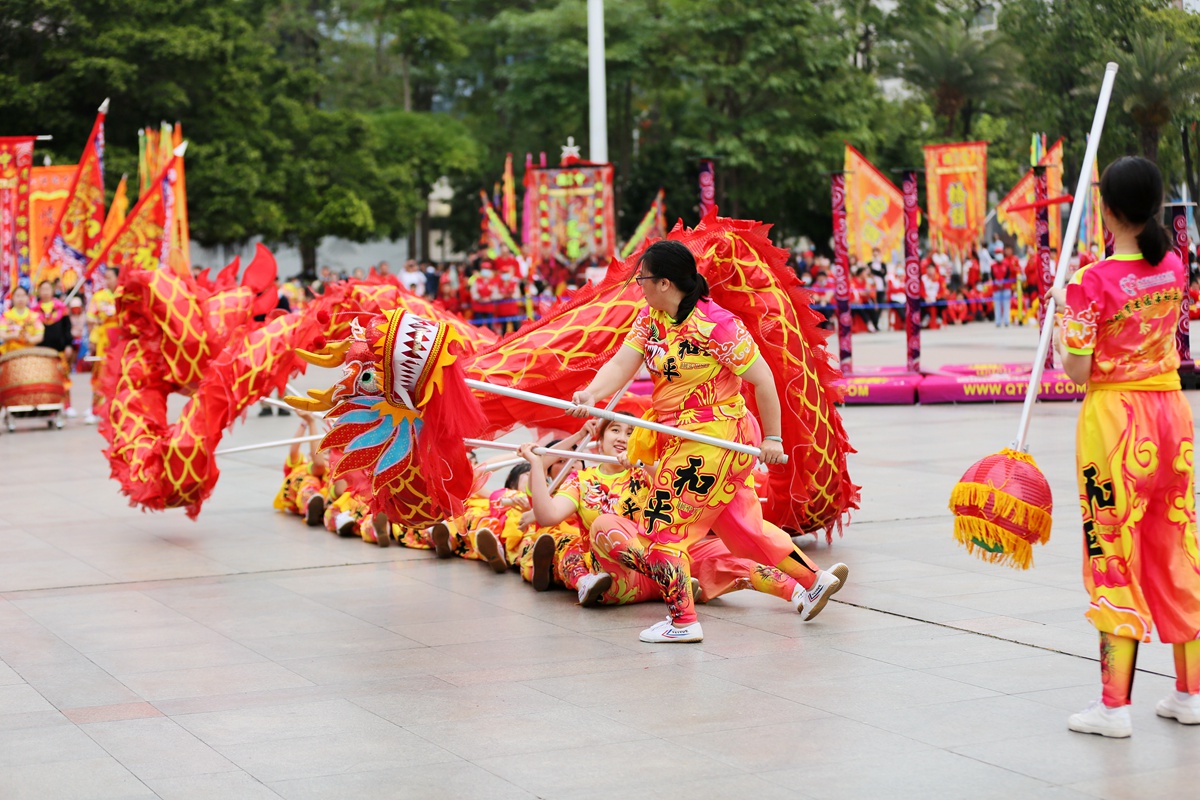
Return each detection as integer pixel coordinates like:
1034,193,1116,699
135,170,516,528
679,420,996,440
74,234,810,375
273,452,326,518
605,299,820,621
1061,250,1200,703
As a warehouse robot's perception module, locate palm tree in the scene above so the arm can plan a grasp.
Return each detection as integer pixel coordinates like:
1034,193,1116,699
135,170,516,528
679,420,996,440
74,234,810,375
894,19,1020,139
1113,32,1200,164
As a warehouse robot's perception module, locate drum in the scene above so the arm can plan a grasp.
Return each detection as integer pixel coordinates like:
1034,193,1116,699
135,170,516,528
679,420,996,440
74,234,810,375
0,347,67,408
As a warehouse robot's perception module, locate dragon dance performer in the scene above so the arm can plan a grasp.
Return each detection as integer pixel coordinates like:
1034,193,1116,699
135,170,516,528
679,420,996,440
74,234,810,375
273,410,328,526
0,286,45,355
85,269,120,424
520,415,804,610
571,240,848,643
1052,156,1200,738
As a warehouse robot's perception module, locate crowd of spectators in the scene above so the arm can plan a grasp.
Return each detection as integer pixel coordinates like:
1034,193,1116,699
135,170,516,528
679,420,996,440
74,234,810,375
785,236,1200,333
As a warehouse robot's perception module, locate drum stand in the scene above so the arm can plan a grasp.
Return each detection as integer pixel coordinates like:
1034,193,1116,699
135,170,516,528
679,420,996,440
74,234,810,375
3,403,64,433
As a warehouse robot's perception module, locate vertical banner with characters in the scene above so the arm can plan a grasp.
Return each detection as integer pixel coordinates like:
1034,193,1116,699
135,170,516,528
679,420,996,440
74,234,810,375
830,173,852,373
698,159,716,219
85,150,178,282
528,163,615,277
28,165,75,280
923,141,988,255
843,144,904,263
45,104,107,287
996,138,1064,250
0,136,36,297
1034,166,1053,368
902,170,922,373
1170,204,1192,373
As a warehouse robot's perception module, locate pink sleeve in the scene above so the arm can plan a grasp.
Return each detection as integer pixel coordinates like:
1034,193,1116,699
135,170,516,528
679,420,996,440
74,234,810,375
1062,267,1099,356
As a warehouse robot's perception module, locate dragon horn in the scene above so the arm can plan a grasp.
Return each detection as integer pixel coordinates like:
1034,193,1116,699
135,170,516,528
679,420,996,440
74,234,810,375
296,340,351,368
284,386,336,413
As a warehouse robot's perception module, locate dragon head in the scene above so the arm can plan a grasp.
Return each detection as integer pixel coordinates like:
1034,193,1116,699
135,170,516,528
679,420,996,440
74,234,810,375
286,309,483,526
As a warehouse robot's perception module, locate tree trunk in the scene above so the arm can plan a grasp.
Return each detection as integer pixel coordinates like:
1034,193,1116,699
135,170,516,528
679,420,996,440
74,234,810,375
1142,126,1160,164
300,239,318,280
402,56,412,112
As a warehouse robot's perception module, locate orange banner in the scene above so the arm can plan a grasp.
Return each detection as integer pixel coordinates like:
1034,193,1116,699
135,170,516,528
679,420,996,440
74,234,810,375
996,138,1064,250
923,141,988,254
28,165,75,280
86,152,180,281
844,144,904,263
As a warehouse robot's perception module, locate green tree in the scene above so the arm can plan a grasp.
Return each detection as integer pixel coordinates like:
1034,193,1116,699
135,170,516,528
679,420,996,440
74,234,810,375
1112,31,1200,164
892,19,1021,139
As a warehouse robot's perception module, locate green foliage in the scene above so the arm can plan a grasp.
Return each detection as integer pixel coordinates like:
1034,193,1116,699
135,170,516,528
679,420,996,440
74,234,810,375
4,0,1199,263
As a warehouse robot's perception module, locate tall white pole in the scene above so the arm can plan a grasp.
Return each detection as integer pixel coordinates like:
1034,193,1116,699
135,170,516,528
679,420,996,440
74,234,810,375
587,0,609,164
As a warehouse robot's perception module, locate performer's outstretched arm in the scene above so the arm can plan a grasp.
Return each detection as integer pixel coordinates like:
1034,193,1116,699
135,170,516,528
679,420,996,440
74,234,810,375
571,345,643,416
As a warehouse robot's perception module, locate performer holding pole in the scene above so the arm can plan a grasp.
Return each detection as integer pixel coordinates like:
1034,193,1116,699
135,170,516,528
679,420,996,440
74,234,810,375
569,240,848,643
1051,156,1200,737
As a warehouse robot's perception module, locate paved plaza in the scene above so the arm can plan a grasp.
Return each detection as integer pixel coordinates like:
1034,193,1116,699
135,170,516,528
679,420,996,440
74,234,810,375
0,324,1197,799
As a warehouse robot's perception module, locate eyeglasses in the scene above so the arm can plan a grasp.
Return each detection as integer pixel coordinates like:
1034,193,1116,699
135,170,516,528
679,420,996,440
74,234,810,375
632,274,657,284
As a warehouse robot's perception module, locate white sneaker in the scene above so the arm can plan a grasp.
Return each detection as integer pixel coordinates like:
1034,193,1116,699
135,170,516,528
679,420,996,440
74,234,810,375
577,572,612,607
84,412,99,425
1068,699,1132,738
64,407,78,418
1156,691,1200,724
793,567,844,621
639,617,703,643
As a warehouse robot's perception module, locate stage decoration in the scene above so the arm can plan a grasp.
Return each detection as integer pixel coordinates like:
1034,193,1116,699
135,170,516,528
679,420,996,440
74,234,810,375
528,158,615,278
843,145,904,263
0,136,36,297
996,138,1064,250
923,141,987,254
44,102,108,286
467,212,859,537
698,159,716,219
949,62,1119,569
479,191,521,260
99,249,331,517
27,165,75,281
830,173,853,372
1170,204,1193,375
287,310,486,526
621,189,667,258
903,170,922,372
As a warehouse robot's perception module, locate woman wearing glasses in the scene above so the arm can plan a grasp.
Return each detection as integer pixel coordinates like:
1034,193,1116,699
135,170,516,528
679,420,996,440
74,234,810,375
571,241,848,643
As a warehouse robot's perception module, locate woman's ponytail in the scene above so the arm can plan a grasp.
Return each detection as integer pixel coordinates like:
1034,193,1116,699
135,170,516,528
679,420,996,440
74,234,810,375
639,240,710,323
675,273,709,324
1099,156,1172,266
1136,216,1171,267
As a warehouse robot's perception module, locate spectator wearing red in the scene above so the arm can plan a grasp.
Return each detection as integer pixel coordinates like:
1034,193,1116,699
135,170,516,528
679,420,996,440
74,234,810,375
991,247,1018,327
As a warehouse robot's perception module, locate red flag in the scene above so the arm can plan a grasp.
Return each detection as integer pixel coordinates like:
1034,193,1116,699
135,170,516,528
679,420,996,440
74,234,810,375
44,102,108,286
85,144,183,282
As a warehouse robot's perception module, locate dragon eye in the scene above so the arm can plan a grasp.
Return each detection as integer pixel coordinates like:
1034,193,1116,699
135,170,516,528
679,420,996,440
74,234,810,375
357,369,380,394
